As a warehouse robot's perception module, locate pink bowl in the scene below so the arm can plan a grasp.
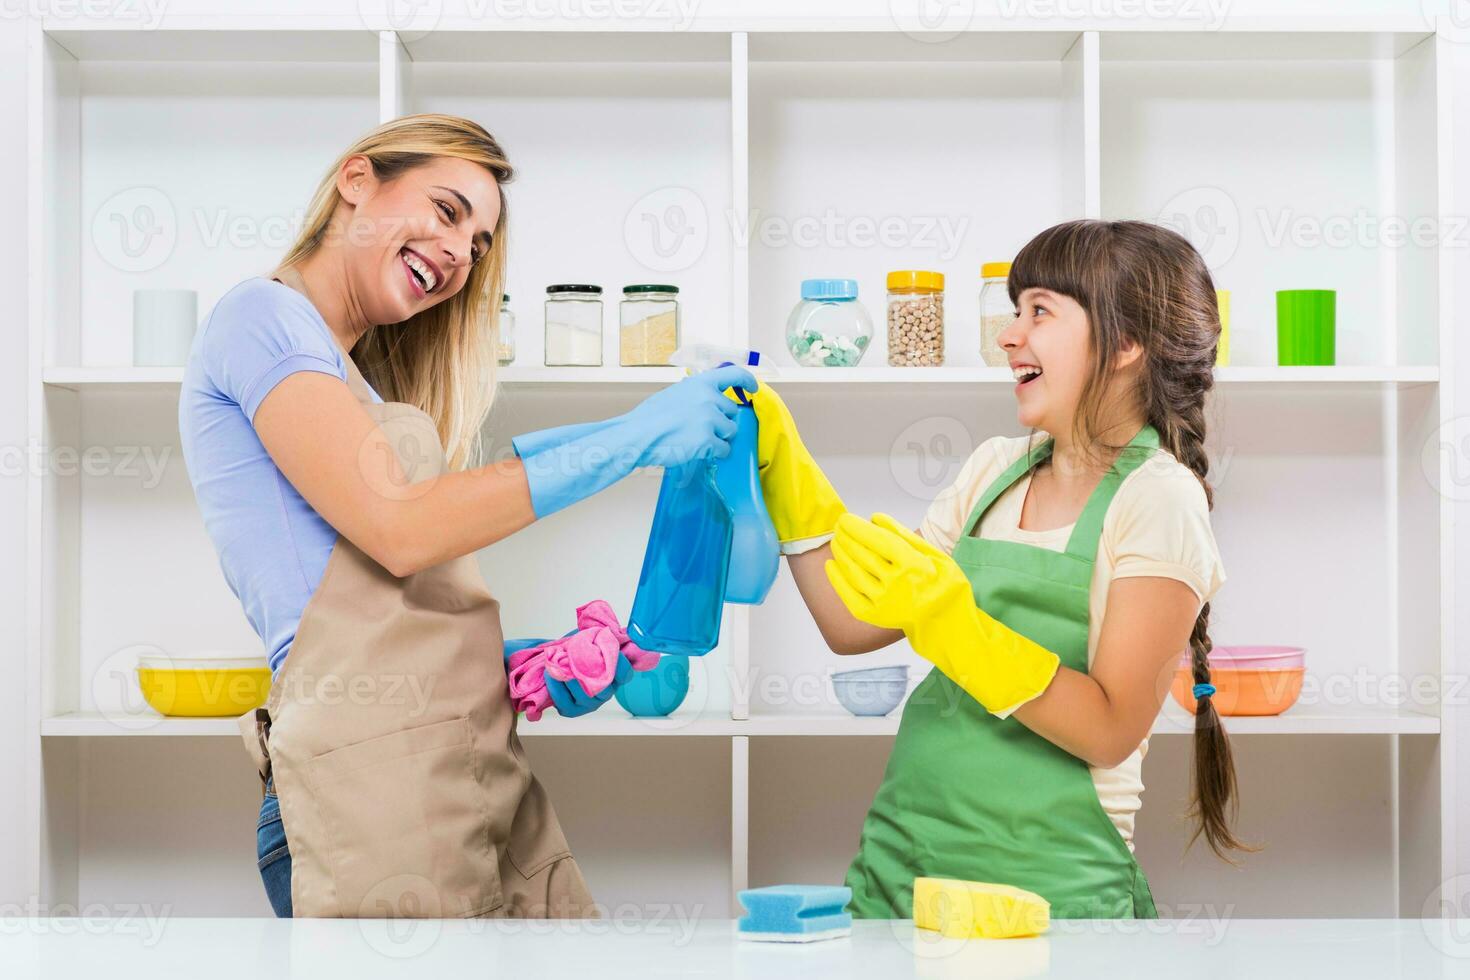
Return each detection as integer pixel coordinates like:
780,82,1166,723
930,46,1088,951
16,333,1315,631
1177,645,1305,671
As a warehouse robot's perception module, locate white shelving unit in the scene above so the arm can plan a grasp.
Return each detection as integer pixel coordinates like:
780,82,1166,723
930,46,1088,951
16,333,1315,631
25,18,1456,921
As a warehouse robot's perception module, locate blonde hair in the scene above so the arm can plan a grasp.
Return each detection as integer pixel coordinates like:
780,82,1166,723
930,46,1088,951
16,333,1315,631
278,113,513,471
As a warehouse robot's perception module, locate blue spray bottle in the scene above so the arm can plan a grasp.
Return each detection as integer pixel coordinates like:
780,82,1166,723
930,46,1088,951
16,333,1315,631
627,346,780,656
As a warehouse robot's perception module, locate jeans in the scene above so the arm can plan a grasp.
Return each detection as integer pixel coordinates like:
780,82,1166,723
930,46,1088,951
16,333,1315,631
257,778,292,917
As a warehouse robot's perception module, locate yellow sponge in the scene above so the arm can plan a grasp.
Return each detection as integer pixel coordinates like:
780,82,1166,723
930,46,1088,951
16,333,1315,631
913,877,1050,939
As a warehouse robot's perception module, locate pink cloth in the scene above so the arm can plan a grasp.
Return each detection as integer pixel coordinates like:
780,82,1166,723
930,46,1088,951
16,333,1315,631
508,601,659,721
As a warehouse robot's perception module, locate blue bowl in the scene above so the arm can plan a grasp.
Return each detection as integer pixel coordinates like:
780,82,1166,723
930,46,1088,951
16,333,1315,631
831,665,910,717
616,656,691,717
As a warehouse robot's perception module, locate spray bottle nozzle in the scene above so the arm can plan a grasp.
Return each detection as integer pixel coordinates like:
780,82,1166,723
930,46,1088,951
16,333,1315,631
671,344,761,405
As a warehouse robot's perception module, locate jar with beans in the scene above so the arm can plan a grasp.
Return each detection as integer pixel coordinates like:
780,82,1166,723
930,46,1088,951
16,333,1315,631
886,270,945,367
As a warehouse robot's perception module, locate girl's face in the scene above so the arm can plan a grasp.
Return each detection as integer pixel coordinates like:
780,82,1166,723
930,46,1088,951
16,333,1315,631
337,155,501,326
997,286,1093,434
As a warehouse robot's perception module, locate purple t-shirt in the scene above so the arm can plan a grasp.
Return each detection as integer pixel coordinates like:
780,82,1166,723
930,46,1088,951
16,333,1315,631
178,277,382,675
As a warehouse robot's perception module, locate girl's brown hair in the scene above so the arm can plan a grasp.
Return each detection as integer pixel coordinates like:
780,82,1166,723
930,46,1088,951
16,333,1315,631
1008,218,1253,860
277,114,514,471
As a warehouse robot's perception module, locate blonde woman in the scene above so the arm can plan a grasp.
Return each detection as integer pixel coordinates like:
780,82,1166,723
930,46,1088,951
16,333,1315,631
178,115,754,919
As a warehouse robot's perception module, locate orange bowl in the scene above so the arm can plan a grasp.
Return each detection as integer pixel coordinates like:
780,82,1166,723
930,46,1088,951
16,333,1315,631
1171,666,1304,716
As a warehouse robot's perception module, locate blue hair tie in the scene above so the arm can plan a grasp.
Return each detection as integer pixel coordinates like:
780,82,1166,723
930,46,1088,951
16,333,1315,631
1193,683,1216,700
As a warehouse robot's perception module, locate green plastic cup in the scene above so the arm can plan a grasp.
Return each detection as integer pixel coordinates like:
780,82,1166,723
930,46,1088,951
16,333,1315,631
1276,289,1336,366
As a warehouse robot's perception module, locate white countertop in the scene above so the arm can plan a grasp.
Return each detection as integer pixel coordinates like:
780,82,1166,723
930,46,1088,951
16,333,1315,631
2,917,1468,979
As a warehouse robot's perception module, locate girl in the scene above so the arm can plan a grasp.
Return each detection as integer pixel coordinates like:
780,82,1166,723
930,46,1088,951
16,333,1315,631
178,114,754,918
749,219,1245,918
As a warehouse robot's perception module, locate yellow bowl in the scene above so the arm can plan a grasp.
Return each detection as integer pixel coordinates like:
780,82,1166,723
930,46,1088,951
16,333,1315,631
136,665,270,717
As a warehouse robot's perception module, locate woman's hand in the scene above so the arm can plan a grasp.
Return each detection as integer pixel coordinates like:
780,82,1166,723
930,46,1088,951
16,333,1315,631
621,364,756,468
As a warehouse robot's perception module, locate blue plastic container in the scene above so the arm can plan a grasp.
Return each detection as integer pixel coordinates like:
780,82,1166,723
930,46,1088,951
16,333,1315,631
616,656,691,717
718,405,780,605
627,347,779,656
627,461,733,656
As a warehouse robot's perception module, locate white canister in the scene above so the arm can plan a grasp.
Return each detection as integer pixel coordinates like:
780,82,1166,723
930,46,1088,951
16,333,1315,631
133,289,198,366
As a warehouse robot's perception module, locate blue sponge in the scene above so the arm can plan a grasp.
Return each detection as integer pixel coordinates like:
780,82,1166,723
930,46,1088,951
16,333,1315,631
737,884,853,943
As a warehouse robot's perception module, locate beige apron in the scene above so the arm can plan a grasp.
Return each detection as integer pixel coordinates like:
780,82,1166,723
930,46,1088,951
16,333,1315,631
238,267,595,919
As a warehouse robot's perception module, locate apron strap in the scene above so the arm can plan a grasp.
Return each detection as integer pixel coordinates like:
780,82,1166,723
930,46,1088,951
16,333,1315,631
269,265,378,405
960,435,1053,539
1063,423,1161,561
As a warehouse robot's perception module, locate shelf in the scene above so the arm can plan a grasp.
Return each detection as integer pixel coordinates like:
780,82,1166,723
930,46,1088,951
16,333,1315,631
42,705,1440,738
40,710,741,738
40,364,1440,392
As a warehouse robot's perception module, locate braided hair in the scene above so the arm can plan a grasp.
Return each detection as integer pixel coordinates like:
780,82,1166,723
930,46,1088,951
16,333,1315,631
1009,219,1253,860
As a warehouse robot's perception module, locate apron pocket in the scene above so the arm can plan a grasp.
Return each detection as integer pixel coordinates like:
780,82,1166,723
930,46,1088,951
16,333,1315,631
306,716,503,918
505,777,572,880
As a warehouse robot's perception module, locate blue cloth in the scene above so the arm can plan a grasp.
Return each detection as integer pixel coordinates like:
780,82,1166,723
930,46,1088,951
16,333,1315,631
256,780,292,917
1193,682,1217,700
178,277,382,676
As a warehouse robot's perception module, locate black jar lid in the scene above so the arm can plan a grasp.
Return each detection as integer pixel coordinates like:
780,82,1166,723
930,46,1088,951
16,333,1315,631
623,284,679,295
546,284,602,295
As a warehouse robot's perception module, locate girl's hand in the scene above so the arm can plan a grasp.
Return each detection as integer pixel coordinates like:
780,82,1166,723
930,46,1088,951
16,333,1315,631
824,512,971,632
825,512,1061,718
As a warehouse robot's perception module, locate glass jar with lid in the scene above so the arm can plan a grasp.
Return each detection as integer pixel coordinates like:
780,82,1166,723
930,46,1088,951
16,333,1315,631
979,262,1013,367
785,278,872,367
886,270,945,367
620,285,680,366
496,294,515,366
544,284,603,367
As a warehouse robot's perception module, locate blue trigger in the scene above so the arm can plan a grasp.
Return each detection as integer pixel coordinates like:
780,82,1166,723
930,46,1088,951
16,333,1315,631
717,359,753,406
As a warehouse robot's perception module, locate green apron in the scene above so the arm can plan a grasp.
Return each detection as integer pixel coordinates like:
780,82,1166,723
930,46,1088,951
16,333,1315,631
845,423,1161,920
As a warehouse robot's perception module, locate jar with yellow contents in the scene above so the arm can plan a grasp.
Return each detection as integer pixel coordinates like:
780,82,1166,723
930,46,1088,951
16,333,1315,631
620,285,680,367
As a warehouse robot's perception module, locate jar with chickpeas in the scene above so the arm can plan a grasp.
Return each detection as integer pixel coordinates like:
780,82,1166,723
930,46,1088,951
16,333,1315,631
885,270,945,367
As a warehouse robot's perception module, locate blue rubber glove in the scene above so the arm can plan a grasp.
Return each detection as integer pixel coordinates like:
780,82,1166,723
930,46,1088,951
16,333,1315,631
513,365,758,519
503,635,631,720
546,654,634,718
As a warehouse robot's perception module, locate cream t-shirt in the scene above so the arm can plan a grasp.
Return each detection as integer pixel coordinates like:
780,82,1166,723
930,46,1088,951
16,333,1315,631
918,432,1227,850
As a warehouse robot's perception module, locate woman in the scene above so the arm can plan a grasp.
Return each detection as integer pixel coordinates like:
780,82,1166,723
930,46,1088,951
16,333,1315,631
749,219,1243,918
177,114,754,919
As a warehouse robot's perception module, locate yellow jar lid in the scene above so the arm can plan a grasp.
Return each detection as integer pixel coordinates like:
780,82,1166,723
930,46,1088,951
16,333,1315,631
887,270,945,292
981,262,1012,279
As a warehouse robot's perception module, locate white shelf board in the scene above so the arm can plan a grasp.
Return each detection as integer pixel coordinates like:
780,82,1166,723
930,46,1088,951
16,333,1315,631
1100,29,1433,62
41,704,1439,738
401,30,732,64
40,364,1439,392
40,710,741,738
45,28,381,62
748,30,1083,63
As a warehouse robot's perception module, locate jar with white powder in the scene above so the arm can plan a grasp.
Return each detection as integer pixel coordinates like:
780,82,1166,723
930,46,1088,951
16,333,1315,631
544,285,603,367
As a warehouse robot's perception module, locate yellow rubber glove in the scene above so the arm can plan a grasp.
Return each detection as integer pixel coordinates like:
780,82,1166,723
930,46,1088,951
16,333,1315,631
824,512,1060,717
736,381,847,554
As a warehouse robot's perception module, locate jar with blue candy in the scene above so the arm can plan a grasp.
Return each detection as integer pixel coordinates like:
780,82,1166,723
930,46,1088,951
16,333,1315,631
785,278,873,367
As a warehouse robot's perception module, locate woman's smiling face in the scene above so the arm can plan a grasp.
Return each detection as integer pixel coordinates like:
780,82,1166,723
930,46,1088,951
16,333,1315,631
336,154,502,326
997,286,1094,434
